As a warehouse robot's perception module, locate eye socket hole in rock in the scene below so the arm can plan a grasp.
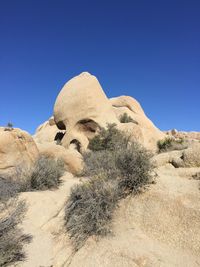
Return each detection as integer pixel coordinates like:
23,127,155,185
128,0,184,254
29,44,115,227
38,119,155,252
70,139,81,153
56,121,66,130
54,132,65,144
78,119,99,133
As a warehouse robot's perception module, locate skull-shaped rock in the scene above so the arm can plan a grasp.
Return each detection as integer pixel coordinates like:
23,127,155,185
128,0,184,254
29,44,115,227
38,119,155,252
54,72,118,152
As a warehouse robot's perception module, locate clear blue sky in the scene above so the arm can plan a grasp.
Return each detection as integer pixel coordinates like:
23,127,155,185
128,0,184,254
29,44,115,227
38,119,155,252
0,0,200,134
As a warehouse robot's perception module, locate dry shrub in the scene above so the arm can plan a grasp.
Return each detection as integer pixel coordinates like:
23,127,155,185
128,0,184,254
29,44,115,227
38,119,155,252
28,156,65,191
0,177,21,202
0,200,31,266
65,124,153,250
82,150,119,179
64,177,118,250
0,155,65,196
0,155,64,265
119,113,138,124
157,137,188,153
116,142,153,196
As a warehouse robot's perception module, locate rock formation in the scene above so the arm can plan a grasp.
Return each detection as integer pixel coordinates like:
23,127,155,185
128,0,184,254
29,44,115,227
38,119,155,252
34,72,165,151
33,116,62,144
165,129,200,141
0,128,39,178
1,72,200,267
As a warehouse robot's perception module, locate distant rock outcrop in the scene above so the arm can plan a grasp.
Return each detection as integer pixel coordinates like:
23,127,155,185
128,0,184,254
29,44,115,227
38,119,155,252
165,129,200,141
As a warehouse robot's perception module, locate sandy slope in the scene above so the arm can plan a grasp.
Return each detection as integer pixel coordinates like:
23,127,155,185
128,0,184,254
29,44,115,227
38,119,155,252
19,173,80,267
18,165,200,267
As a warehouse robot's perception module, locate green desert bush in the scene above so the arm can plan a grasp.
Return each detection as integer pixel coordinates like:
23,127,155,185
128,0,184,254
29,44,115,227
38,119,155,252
27,156,65,191
65,124,153,250
119,113,138,124
4,122,13,131
157,137,188,153
0,200,31,266
64,177,118,250
88,123,129,151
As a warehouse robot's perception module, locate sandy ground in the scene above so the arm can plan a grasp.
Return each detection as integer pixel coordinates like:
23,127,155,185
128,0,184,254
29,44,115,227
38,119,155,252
17,164,200,267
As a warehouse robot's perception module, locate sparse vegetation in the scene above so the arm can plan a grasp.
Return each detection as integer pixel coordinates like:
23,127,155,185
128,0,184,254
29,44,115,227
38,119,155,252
64,177,118,250
0,155,65,265
65,124,153,250
119,113,138,124
88,123,128,151
116,142,153,196
0,177,21,202
27,156,65,191
4,122,13,131
0,156,65,195
0,177,30,266
0,201,31,266
82,149,119,179
157,137,188,153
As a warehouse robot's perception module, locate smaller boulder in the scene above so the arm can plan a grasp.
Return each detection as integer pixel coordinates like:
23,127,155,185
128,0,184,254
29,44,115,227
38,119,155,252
33,117,65,144
37,143,83,175
182,144,200,167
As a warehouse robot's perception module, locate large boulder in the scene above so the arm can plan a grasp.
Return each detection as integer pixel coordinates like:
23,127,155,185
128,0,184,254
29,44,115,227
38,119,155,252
54,72,118,151
53,72,164,151
181,143,200,167
0,128,39,178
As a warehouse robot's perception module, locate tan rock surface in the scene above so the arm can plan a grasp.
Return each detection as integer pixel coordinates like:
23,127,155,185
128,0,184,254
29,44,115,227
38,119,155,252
110,95,145,115
166,129,200,141
111,96,165,150
37,142,83,175
182,143,200,167
0,128,38,177
33,116,65,144
20,173,80,267
52,72,164,151
153,143,200,168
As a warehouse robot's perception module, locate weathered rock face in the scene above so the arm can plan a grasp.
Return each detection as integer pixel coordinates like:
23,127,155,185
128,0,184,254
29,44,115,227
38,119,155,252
53,72,164,151
54,72,119,151
0,128,39,178
110,96,165,149
33,116,64,144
